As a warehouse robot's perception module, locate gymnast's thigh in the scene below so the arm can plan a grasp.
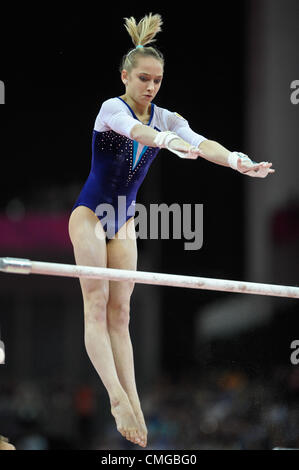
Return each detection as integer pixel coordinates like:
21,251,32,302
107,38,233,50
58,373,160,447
68,205,109,304
106,217,137,305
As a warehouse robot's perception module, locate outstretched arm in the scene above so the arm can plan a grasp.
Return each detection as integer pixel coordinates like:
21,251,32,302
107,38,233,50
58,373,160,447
198,139,275,178
198,139,231,167
131,125,275,178
131,124,200,158
99,99,199,157
162,110,275,178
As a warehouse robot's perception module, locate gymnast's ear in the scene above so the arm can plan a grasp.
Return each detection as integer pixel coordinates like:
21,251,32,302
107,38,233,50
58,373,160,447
121,69,129,86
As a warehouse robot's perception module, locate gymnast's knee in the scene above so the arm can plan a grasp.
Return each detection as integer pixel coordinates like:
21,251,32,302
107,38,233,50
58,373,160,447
84,293,108,325
107,301,130,330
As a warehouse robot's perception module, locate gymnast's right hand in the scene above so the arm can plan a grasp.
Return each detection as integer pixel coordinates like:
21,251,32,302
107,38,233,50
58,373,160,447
154,131,201,159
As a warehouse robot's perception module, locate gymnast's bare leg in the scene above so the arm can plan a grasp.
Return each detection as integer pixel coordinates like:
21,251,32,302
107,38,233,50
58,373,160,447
68,206,143,447
106,216,147,448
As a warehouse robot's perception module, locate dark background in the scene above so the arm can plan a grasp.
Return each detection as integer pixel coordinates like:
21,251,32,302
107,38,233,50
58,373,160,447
0,0,298,451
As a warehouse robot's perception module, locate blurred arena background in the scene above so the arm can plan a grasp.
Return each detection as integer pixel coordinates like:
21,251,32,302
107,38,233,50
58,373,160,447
0,0,298,450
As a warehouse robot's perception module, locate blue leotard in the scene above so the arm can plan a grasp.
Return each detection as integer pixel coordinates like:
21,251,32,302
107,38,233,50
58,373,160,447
72,97,207,239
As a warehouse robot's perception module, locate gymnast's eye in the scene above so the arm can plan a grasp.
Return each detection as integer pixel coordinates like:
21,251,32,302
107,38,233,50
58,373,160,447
139,76,161,84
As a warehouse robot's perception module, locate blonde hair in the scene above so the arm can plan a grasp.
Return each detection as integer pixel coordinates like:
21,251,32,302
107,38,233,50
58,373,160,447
119,13,164,73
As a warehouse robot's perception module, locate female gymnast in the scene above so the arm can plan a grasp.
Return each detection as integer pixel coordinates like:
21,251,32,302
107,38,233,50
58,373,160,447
68,13,274,448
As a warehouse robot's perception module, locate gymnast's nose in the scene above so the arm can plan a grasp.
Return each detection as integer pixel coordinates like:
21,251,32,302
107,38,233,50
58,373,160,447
147,81,155,92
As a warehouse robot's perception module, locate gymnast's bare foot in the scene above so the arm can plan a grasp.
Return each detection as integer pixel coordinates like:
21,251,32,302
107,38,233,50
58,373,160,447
131,403,148,448
110,396,143,446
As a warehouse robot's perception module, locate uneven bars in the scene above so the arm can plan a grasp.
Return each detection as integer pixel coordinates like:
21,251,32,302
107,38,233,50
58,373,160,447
0,257,299,299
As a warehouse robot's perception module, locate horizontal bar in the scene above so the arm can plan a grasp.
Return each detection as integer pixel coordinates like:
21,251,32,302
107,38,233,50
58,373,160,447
0,257,299,299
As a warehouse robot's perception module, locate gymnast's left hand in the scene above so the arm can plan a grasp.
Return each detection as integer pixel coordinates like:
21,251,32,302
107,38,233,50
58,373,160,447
236,154,275,178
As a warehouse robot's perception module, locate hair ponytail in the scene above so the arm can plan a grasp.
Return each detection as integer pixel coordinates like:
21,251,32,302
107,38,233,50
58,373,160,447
120,13,164,73
124,13,163,47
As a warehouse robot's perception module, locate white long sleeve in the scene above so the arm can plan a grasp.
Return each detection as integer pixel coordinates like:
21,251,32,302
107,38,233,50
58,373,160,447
94,98,140,139
162,110,207,147
94,97,208,148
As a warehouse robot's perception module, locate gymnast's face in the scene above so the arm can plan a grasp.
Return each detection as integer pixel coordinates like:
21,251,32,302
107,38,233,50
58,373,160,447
122,56,163,107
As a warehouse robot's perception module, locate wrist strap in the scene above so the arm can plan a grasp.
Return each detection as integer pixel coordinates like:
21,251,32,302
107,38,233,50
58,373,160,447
154,131,179,149
228,151,251,170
